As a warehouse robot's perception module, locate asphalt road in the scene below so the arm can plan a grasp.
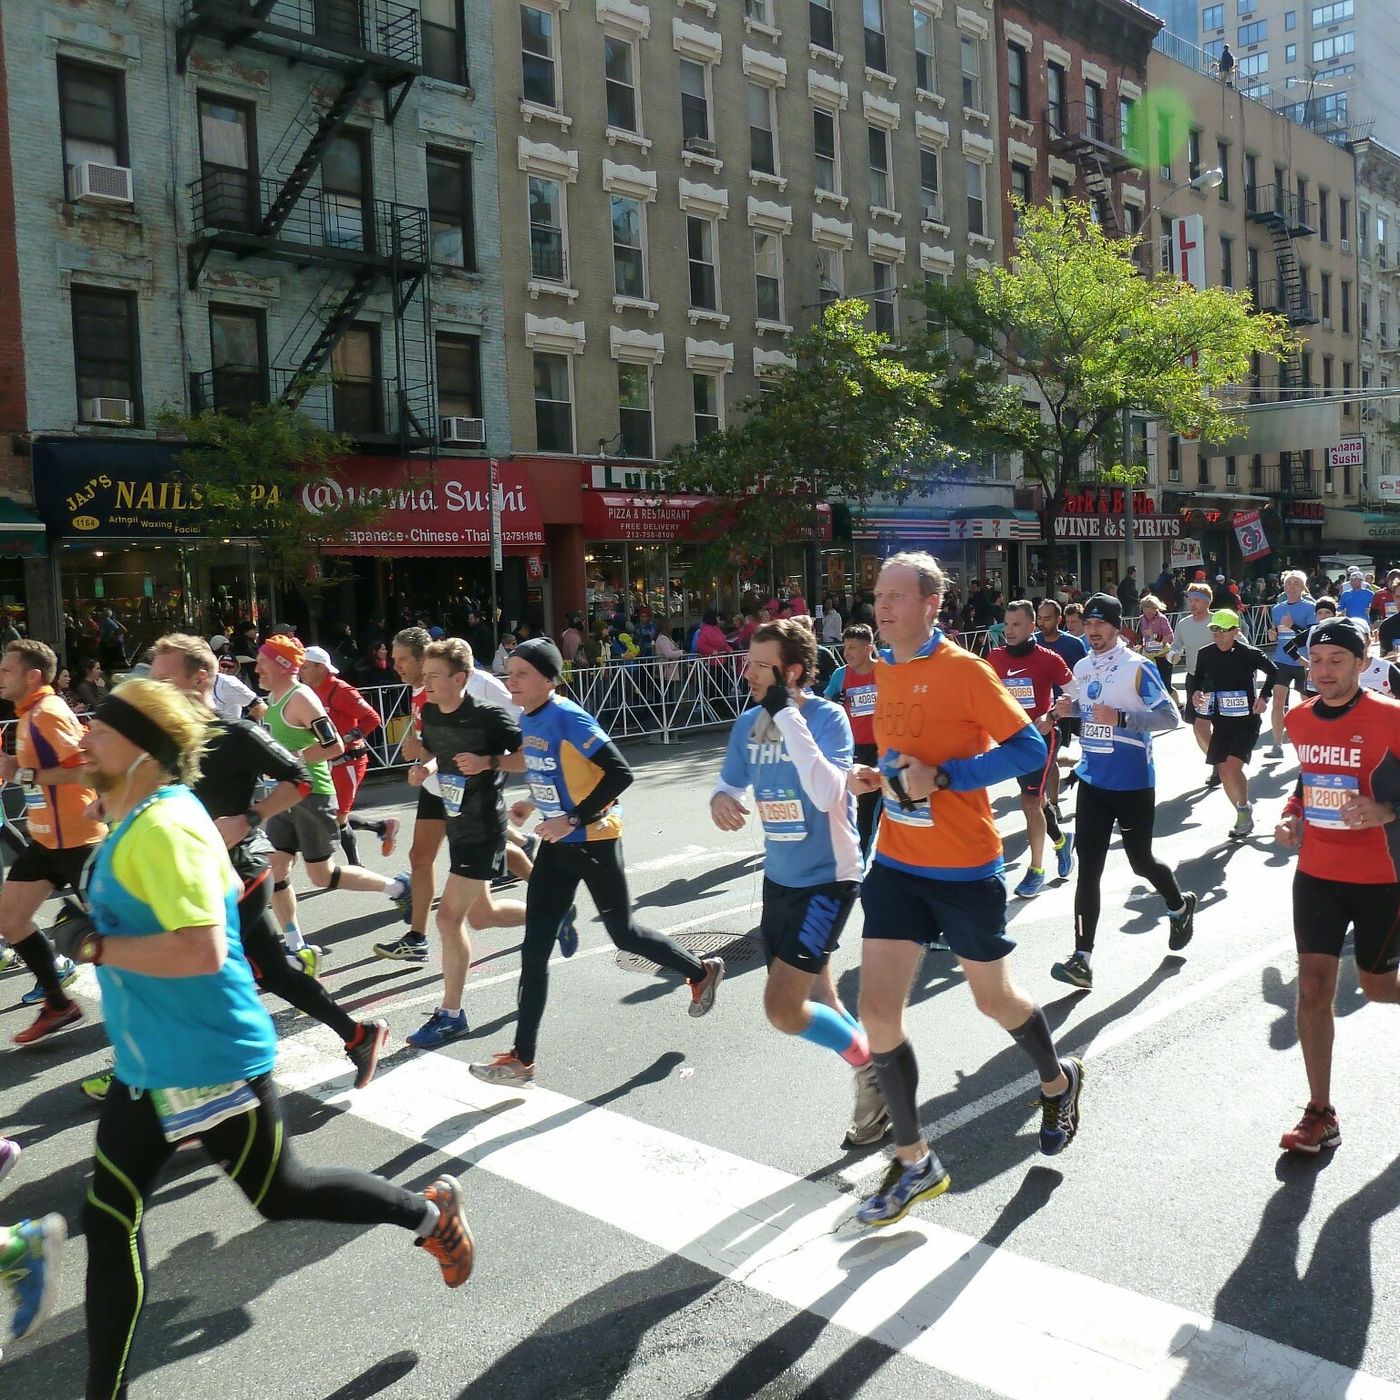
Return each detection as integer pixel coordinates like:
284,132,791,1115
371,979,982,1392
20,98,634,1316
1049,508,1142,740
3,720,1400,1399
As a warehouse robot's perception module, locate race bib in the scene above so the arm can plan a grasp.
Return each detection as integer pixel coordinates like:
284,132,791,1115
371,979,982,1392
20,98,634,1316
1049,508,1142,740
881,790,934,827
756,791,806,841
150,1080,257,1143
1215,690,1250,717
529,780,560,812
1144,637,1167,655
439,773,466,817
848,686,876,717
1004,676,1036,709
1081,721,1115,754
21,784,43,813
1302,771,1359,829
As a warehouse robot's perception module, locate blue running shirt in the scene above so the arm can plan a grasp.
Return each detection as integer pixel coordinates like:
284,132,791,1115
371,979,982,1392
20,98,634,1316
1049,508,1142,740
519,696,623,842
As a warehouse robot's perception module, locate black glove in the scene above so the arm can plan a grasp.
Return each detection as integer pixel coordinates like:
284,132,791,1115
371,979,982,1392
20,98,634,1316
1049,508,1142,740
51,896,103,965
760,666,793,718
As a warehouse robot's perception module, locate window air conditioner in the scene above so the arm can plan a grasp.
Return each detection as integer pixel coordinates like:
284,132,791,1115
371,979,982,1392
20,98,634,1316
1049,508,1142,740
684,137,717,156
440,416,485,445
69,161,134,206
1325,480,1336,493
84,397,133,425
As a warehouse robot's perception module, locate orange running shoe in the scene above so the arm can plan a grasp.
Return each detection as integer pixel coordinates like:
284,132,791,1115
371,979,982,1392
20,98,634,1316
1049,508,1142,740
13,1002,82,1046
1279,1103,1340,1155
417,1175,474,1287
469,1050,535,1086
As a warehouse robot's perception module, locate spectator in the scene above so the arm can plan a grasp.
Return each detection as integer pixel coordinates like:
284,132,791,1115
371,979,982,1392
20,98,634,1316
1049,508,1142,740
1152,566,1176,610
821,598,844,644
331,622,360,671
492,632,518,675
356,640,393,687
694,609,732,658
560,614,585,662
98,607,127,669
75,657,108,711
654,621,683,685
1116,565,1140,615
55,666,83,713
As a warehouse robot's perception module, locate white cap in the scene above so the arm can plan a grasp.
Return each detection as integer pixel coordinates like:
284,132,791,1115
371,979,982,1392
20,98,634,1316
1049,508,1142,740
209,634,229,651
302,645,339,674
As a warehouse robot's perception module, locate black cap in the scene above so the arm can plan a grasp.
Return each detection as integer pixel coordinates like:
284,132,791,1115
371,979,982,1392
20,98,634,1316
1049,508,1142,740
1307,617,1369,660
1082,592,1123,628
513,637,563,682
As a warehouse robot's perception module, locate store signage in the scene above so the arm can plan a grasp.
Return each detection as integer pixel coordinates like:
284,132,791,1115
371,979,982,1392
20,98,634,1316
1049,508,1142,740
1169,215,1206,292
1061,489,1159,517
1055,514,1181,540
1328,438,1365,469
1378,477,1400,502
582,491,832,543
588,462,672,492
1286,501,1326,524
1364,517,1400,540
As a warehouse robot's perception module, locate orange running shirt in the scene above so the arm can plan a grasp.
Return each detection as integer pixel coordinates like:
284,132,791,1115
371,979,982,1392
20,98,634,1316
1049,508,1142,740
16,688,104,850
872,635,1034,880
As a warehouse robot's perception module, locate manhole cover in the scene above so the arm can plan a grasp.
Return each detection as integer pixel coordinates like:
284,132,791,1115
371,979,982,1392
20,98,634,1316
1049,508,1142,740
616,930,763,976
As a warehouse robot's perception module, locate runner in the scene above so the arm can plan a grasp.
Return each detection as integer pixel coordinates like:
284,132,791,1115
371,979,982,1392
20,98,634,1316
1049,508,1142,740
209,640,266,722
402,637,529,1050
1266,570,1317,758
1167,582,1218,782
1188,608,1276,840
1050,593,1196,992
468,638,724,1086
822,624,881,859
1034,598,1088,810
1062,602,1086,638
299,645,400,865
846,553,1084,1228
1371,569,1400,628
1274,616,1400,1154
1338,567,1376,622
988,601,1075,897
256,635,411,973
0,639,104,1044
65,679,472,1399
712,618,889,1148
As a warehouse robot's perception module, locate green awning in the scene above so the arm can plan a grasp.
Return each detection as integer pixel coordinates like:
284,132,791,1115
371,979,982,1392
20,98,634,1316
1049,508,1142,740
0,498,47,559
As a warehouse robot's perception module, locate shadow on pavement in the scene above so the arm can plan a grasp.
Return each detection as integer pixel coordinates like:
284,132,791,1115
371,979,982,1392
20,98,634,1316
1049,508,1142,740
633,855,764,911
321,1351,421,1399
1261,949,1365,1052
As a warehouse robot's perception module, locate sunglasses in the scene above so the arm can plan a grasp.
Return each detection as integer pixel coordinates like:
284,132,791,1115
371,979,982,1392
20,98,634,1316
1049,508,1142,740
1208,625,1238,633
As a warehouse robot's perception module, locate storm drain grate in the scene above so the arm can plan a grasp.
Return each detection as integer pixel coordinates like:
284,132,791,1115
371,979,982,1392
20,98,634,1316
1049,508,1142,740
616,931,763,976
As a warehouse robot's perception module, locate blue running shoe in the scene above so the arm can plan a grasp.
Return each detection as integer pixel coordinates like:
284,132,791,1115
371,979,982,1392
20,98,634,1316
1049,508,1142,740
1055,831,1075,880
390,872,413,924
5,1213,66,1342
1013,868,1047,900
407,1010,469,1050
557,905,579,959
20,957,79,1007
1038,1056,1085,1156
856,1152,951,1227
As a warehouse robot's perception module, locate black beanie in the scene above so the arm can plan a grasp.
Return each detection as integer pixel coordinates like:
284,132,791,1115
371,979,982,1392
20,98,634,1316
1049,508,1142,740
1082,592,1123,628
514,637,564,681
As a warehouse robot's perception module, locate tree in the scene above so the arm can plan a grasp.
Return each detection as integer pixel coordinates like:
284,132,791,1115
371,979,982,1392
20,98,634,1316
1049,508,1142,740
910,200,1295,584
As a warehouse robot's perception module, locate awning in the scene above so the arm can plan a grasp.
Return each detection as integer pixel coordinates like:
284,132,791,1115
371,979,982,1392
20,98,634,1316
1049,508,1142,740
852,503,1040,542
0,498,47,559
582,491,831,543
1323,508,1400,542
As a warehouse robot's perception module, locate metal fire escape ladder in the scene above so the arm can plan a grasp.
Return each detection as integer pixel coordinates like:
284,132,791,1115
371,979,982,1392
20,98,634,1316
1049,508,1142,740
280,267,382,406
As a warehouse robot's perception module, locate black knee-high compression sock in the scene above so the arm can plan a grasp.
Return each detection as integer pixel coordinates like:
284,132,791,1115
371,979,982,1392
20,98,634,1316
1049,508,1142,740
1009,1007,1063,1084
871,1040,922,1149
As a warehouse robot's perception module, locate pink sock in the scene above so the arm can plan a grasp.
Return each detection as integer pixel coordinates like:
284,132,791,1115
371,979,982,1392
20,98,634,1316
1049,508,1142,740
840,1028,871,1067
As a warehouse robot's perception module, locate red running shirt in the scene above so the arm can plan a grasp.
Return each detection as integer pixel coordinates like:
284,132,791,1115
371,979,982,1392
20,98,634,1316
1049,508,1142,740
988,644,1074,720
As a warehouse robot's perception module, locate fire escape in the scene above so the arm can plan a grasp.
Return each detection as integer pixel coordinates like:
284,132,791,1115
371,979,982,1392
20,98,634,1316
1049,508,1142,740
178,0,433,452
1044,100,1140,240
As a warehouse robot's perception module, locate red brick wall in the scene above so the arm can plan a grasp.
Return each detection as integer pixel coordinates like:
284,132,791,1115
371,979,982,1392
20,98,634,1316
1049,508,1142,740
0,21,28,501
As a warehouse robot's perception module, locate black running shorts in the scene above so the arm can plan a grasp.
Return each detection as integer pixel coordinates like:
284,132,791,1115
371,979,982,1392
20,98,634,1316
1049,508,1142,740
861,861,1015,962
415,788,448,823
1205,717,1262,767
1294,870,1400,972
759,877,858,973
8,840,97,892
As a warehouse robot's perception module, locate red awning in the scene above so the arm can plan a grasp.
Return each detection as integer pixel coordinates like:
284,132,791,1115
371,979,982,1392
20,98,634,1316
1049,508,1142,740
307,458,545,556
583,491,831,543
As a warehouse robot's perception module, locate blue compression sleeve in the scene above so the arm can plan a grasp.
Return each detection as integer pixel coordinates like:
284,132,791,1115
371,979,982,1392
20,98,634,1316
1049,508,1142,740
940,724,1047,792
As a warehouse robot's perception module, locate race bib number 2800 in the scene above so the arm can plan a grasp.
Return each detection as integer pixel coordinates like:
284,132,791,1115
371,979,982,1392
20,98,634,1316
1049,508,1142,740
1301,771,1358,829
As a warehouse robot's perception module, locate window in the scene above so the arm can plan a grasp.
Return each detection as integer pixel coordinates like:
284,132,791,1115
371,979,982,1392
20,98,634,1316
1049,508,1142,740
1205,37,1224,60
687,215,718,310
745,0,772,22
521,6,558,109
1120,95,1138,158
420,0,466,85
1340,195,1350,244
1051,177,1070,206
604,35,638,132
533,352,573,452
1203,3,1223,27
1167,435,1181,483
960,36,983,111
198,93,257,231
72,286,140,424
1362,298,1370,340
1220,234,1234,287
322,128,371,252
1244,153,1257,207
1311,33,1354,64
1285,43,1296,62
1188,128,1202,180
921,146,943,222
864,0,887,72
331,324,380,435
1198,452,1211,486
1238,19,1267,44
914,11,936,91
966,158,985,235
1006,44,1028,119
1285,8,1297,28
207,305,266,414
693,373,721,439
426,147,474,269
617,363,652,458
1226,456,1238,485
1085,81,1104,141
871,261,896,338
436,332,482,422
679,58,710,142
1311,0,1353,21
1247,244,1260,296
754,230,783,321
1239,0,1256,13
1047,63,1066,136
1250,454,1262,488
868,126,890,208
528,175,566,281
813,108,839,193
817,248,843,306
1238,51,1269,77
611,195,645,299
1321,272,1332,322
1319,189,1329,243
1157,111,1172,179
58,60,126,187
749,82,777,175
809,0,835,51
1217,141,1230,200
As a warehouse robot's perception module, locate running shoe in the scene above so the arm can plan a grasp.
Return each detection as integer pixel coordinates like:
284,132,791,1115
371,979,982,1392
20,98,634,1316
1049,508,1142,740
80,1070,112,1103
373,933,429,964
289,945,327,979
407,1010,469,1050
390,872,413,923
0,945,20,974
379,817,401,859
1038,1056,1084,1156
929,935,951,953
1229,806,1255,841
19,957,79,1007
346,1019,390,1090
1013,868,1047,900
0,1138,18,1186
843,1063,891,1149
416,1175,474,1288
855,1152,951,1227
1167,891,1198,952
1050,951,1093,990
4,1213,66,1342
687,956,726,1018
1055,831,1076,880
1205,768,1222,790
1279,1103,1341,1154
521,832,541,863
557,905,579,959
1268,744,1284,759
13,1002,82,1045
469,1050,535,1086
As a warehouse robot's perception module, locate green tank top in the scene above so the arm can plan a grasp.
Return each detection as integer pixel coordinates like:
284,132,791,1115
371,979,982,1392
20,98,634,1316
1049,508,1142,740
266,685,334,797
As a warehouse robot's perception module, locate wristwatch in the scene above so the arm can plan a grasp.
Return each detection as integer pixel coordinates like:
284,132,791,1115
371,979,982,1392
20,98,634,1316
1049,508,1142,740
567,813,582,828
933,771,952,792
244,808,263,829
17,767,36,785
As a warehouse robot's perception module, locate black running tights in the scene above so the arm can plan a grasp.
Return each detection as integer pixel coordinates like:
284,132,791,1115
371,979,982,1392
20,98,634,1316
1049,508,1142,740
513,839,703,1065
1073,782,1182,954
84,1073,424,1399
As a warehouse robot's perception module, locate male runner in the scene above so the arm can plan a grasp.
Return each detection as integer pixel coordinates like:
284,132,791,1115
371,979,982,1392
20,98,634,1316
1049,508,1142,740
68,679,472,1399
847,553,1084,1227
257,635,411,972
1062,602,1086,637
209,643,265,722
1371,569,1400,627
0,640,104,1043
1189,608,1277,840
469,639,724,1086
1267,570,1317,758
1274,616,1400,1153
403,637,528,1050
713,619,889,1148
1050,593,1195,991
1034,597,1088,809
1338,567,1376,622
300,645,400,864
1168,582,1218,780
989,601,1075,897
822,623,881,858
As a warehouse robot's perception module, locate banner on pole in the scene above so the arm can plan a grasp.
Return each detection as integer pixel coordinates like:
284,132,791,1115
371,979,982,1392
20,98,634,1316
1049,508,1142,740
1233,508,1271,562
1171,537,1205,569
489,458,503,573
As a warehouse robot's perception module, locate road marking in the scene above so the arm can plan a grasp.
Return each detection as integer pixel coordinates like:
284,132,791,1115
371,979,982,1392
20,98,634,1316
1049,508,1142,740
275,1038,1400,1400
626,844,722,873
